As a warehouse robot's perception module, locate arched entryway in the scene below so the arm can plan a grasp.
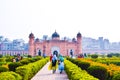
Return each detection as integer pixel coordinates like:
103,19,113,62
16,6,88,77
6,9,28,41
69,49,74,57
53,50,58,57
36,48,42,56
38,50,42,56
51,46,60,56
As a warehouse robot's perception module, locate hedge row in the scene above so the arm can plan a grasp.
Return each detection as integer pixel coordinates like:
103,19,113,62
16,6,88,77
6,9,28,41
0,71,22,80
67,57,120,80
91,58,120,66
15,57,49,80
19,56,43,65
64,59,98,80
8,56,43,72
0,66,9,73
0,56,14,63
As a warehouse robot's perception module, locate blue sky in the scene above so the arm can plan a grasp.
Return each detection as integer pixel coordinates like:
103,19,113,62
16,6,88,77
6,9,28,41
0,0,120,42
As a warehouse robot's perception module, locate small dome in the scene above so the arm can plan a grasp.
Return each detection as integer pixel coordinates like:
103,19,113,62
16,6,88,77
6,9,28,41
72,38,76,42
77,32,82,37
29,33,34,38
35,38,39,42
52,31,60,38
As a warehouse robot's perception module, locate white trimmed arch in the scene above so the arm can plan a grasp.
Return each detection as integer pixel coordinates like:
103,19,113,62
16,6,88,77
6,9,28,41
51,46,60,55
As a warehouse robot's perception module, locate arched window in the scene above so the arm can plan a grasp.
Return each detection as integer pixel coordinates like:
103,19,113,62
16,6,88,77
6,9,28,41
38,50,41,56
69,49,74,58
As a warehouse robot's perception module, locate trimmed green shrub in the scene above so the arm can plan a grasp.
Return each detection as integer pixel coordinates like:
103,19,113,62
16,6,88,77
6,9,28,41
0,58,6,66
0,71,22,80
8,71,22,80
8,62,22,71
0,62,6,66
0,58,6,62
71,59,80,65
34,56,42,61
0,72,15,80
19,57,42,65
87,65,108,80
112,73,120,80
67,57,120,80
28,56,42,62
20,59,31,65
16,58,49,80
15,66,30,80
66,57,80,65
28,58,36,62
0,66,9,72
64,60,98,80
91,54,98,58
91,58,120,66
78,61,90,70
66,57,90,70
5,58,13,62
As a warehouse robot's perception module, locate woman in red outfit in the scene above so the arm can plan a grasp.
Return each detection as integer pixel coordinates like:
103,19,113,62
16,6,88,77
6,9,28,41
50,54,53,62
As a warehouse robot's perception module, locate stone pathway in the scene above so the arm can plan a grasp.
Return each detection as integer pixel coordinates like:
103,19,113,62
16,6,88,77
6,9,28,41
31,62,69,80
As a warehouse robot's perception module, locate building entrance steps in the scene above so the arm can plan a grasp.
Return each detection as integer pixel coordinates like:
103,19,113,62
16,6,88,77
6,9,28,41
31,62,69,80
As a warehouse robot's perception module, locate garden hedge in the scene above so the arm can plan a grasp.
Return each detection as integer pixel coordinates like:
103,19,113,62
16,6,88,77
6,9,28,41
87,65,108,80
0,71,22,80
64,59,98,80
8,62,23,71
67,57,120,80
112,73,120,80
0,66,9,72
19,56,42,65
16,57,49,80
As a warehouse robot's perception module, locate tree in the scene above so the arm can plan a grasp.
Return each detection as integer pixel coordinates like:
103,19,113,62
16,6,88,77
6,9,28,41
91,54,98,58
0,54,3,58
107,54,112,58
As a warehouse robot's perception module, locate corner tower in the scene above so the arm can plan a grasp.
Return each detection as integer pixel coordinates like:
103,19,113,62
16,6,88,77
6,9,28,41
29,33,35,56
76,32,82,54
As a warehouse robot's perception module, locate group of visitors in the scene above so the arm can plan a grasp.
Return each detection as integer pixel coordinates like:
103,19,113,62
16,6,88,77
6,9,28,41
49,52,64,74
12,54,22,62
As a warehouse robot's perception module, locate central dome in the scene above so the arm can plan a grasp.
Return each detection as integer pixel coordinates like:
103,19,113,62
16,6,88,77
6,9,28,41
52,31,60,38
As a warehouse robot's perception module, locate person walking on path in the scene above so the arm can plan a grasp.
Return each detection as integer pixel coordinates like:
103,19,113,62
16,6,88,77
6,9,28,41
51,52,58,73
31,61,69,80
58,54,64,74
50,54,53,62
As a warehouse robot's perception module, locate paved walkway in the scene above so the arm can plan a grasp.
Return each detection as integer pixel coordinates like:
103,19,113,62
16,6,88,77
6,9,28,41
31,62,69,80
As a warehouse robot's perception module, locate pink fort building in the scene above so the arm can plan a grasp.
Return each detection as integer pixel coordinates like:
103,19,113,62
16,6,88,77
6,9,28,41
28,31,82,56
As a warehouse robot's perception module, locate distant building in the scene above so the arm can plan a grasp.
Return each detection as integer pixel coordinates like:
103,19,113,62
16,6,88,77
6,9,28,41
98,37,104,50
1,32,120,55
28,31,82,56
0,37,28,55
0,50,28,56
104,39,110,50
82,37,120,54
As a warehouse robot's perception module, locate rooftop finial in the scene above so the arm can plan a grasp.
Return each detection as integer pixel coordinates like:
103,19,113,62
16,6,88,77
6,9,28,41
30,30,32,34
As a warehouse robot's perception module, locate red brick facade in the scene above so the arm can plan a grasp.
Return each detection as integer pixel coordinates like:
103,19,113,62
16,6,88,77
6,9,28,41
28,31,82,56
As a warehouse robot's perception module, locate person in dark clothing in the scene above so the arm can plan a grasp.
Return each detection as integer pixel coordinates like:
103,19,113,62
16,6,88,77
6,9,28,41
51,53,57,73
